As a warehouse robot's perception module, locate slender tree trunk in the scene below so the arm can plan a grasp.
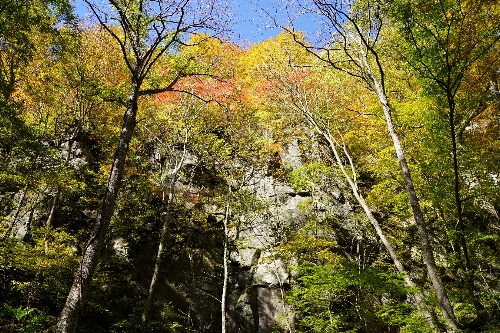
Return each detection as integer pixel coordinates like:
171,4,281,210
21,205,36,244
140,184,175,331
303,112,436,329
447,95,483,314
447,96,471,270
288,2,458,327
46,189,60,229
221,187,230,333
56,86,139,333
141,140,187,331
45,187,60,253
371,80,458,331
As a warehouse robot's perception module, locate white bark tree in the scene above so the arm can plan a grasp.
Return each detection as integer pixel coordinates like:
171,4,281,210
283,0,458,330
141,127,188,330
271,66,436,329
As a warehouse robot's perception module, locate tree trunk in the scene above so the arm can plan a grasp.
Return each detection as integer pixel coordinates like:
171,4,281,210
45,187,60,253
141,139,187,330
303,112,436,329
288,1,459,326
56,86,139,333
447,94,484,315
221,187,231,333
447,95,471,270
46,188,60,229
371,80,458,331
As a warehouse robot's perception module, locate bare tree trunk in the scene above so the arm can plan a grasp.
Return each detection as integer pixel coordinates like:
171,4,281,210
46,189,60,229
447,96,470,268
287,1,458,328
302,111,436,329
447,95,484,314
370,79,458,331
271,54,438,328
141,135,187,331
56,87,139,333
56,0,223,329
44,187,60,253
221,186,231,333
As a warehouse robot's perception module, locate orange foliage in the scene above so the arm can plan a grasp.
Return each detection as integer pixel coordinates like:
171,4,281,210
155,75,247,109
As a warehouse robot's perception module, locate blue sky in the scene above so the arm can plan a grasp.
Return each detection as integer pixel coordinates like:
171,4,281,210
71,0,318,44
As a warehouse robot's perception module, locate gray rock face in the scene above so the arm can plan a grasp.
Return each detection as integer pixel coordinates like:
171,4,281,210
3,132,97,240
131,138,353,332
5,189,38,239
223,139,352,333
225,172,308,332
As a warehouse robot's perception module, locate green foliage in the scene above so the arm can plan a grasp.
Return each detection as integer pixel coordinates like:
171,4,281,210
366,146,411,217
277,233,338,264
0,305,53,333
0,228,78,331
287,260,429,332
388,0,500,93
289,162,334,193
0,100,37,192
0,0,75,99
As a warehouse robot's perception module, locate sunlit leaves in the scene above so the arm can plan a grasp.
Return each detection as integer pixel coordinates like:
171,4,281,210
0,0,75,99
287,260,415,332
